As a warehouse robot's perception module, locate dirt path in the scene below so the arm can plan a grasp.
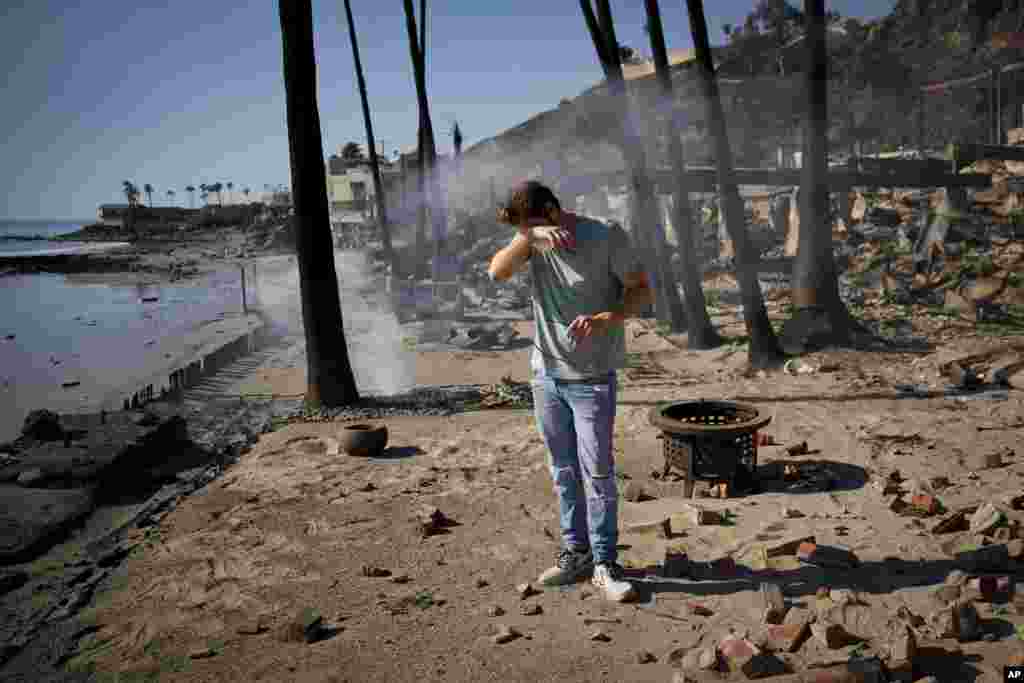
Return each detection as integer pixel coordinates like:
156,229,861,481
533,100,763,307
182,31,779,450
32,315,1024,683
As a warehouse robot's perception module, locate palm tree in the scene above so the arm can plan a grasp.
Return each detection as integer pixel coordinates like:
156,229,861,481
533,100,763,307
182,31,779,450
144,183,154,207
243,187,251,203
404,0,445,280
278,0,360,408
122,181,140,240
167,189,176,205
227,182,234,205
210,182,224,206
579,0,683,331
199,183,209,206
684,0,784,367
186,185,196,208
452,121,462,157
341,141,364,161
779,0,862,350
343,0,395,273
644,0,720,346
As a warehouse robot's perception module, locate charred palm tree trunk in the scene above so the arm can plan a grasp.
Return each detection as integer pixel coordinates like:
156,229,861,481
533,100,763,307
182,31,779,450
781,0,860,351
644,0,720,345
580,0,680,330
405,0,444,281
343,0,395,274
278,0,360,407
684,0,784,367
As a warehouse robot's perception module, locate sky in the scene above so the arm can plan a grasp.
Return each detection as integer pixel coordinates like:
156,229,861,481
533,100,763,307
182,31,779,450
0,0,897,221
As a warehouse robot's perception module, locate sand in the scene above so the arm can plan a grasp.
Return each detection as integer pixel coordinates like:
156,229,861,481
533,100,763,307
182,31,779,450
30,307,1024,683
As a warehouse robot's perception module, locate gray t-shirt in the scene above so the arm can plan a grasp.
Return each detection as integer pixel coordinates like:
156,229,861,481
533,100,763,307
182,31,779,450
528,213,643,380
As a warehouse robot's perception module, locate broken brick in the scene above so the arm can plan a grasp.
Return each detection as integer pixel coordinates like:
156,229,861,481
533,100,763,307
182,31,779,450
767,536,816,558
718,635,759,673
910,494,940,515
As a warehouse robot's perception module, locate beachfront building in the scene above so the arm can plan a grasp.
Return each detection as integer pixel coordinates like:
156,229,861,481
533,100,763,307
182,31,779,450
325,148,402,238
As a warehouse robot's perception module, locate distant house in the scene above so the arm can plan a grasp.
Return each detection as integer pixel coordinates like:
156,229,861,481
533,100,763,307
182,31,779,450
325,151,402,229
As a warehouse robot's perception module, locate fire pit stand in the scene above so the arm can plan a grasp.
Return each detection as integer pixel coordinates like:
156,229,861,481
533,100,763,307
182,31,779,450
649,400,771,498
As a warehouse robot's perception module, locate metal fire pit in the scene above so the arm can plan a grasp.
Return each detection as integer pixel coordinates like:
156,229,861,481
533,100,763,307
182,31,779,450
649,400,771,498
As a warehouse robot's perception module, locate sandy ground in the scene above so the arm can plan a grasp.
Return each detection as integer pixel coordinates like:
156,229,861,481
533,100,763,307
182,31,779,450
51,308,1024,683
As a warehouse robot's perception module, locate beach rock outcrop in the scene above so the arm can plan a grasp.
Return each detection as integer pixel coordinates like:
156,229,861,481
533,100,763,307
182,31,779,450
0,485,96,564
21,410,64,441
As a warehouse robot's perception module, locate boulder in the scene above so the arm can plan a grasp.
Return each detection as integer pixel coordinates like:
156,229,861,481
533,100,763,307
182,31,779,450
21,409,64,441
0,484,96,564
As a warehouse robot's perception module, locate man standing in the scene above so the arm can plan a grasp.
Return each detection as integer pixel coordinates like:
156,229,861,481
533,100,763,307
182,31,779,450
487,181,653,602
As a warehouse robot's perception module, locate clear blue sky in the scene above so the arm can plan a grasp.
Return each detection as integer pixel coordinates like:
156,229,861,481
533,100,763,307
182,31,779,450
0,0,896,220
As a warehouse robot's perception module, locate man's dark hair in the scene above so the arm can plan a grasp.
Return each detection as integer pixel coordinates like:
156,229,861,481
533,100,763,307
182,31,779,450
497,180,560,225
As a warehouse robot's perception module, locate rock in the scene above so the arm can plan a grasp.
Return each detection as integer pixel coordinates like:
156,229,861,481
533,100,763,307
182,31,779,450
994,526,1014,543
486,606,505,617
493,625,521,644
930,605,958,638
21,410,64,441
0,484,96,563
589,629,611,642
391,574,411,584
932,510,969,534
767,536,816,558
516,583,539,600
635,650,657,664
0,569,28,596
520,603,543,616
797,542,859,569
1009,539,1024,559
782,508,805,519
759,583,787,624
15,468,45,487
280,607,323,643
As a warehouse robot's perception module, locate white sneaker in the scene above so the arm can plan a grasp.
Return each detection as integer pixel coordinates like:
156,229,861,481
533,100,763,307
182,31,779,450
591,563,638,602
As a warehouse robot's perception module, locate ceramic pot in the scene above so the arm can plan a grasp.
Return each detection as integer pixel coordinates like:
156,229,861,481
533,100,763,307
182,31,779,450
338,423,388,457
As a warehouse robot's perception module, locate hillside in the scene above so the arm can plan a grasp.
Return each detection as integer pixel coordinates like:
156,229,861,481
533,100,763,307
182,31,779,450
461,0,1024,191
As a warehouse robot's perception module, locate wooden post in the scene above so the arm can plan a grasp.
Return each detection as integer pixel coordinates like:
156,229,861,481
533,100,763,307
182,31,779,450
240,263,248,314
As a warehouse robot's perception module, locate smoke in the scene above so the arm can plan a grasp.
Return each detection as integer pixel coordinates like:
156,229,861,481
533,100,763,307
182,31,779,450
248,249,416,396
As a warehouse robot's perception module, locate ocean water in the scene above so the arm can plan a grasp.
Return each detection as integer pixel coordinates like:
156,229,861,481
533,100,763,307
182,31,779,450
0,238,415,441
0,218,93,254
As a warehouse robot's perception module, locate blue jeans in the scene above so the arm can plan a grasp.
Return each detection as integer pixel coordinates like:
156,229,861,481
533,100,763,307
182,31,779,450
531,371,618,565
